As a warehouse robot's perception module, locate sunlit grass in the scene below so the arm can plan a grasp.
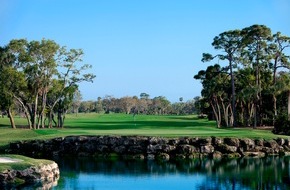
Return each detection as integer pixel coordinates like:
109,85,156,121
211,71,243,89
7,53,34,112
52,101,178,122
0,154,53,172
0,113,289,149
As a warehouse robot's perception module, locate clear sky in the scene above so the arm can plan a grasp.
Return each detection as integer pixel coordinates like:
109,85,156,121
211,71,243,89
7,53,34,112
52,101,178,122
1,0,290,102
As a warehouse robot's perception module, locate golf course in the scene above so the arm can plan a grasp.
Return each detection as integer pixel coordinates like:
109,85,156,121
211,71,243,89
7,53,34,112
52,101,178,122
0,113,288,151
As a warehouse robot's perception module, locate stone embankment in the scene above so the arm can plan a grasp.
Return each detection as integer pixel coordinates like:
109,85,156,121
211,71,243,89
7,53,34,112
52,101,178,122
7,136,290,161
0,162,59,187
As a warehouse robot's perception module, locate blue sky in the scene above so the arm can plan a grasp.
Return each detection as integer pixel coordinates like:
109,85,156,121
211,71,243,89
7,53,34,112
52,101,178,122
1,0,290,102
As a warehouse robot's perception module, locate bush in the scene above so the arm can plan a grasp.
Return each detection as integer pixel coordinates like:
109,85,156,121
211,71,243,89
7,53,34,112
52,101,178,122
198,114,207,119
273,114,290,135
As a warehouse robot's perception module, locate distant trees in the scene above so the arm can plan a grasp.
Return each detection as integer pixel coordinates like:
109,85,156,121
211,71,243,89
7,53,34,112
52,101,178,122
0,39,95,129
69,94,197,116
195,24,290,132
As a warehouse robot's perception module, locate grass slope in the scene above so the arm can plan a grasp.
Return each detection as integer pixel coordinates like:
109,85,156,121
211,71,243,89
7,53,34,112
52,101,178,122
0,154,53,172
0,113,288,149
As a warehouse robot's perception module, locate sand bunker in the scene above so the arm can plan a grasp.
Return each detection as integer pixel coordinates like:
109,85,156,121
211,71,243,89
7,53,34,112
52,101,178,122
0,157,23,163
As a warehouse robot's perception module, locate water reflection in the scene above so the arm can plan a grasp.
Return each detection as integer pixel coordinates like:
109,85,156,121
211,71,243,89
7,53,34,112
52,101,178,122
1,176,59,190
53,156,290,190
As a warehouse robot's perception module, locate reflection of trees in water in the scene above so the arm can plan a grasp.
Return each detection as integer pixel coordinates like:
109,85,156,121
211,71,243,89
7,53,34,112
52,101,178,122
54,156,290,189
197,157,290,190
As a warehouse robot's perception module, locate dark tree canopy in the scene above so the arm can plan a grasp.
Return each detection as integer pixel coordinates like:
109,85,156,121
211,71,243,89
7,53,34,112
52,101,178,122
195,24,290,132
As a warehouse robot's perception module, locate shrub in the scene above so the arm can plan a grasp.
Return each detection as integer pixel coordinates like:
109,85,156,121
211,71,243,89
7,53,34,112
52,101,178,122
273,114,290,135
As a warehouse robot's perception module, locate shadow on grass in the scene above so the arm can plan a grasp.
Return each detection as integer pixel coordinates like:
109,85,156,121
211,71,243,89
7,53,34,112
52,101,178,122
167,116,205,121
0,124,8,128
66,118,214,130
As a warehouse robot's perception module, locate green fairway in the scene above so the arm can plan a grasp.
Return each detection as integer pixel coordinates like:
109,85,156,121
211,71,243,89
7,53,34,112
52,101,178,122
0,113,288,149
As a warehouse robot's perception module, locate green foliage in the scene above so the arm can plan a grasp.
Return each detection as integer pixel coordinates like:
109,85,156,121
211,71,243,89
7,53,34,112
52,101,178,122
273,114,290,135
195,24,290,128
0,39,95,129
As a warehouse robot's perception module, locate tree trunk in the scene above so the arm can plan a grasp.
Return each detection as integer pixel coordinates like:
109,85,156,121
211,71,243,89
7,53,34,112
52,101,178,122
229,59,236,127
13,95,32,129
220,98,229,127
24,108,32,129
253,103,257,129
48,96,62,128
288,90,290,121
210,99,221,128
48,110,57,128
273,95,277,125
40,92,47,128
36,111,42,129
57,111,61,128
7,107,16,129
33,94,39,129
57,110,65,128
52,113,57,127
273,56,278,120
48,107,53,128
239,101,245,126
254,65,259,129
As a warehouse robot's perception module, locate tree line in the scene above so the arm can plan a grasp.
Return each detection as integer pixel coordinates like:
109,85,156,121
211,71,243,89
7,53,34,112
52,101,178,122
0,39,95,129
70,93,197,115
194,24,290,133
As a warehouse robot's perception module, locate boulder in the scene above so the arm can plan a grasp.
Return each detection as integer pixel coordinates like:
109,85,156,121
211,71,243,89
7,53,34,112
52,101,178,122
224,138,240,147
264,140,279,149
216,144,237,153
198,137,212,146
255,139,264,146
212,137,223,145
147,154,155,160
168,138,180,146
175,154,187,160
132,154,145,160
156,153,170,161
276,138,285,146
176,145,197,154
243,151,266,157
112,145,127,154
224,153,241,158
211,151,223,159
178,137,191,145
240,138,255,151
127,145,144,154
200,145,214,154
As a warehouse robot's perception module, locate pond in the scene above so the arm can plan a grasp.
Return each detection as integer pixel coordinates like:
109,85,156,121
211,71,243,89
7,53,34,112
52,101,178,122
53,156,290,190
14,156,290,189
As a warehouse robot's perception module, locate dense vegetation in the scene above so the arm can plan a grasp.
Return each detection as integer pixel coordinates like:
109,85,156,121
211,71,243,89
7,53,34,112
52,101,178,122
194,24,290,134
71,94,197,115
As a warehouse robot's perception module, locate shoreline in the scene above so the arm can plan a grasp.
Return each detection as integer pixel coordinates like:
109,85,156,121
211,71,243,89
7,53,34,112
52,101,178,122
6,135,290,161
0,155,60,188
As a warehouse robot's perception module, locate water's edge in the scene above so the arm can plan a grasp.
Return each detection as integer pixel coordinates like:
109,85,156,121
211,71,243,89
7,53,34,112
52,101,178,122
6,135,290,160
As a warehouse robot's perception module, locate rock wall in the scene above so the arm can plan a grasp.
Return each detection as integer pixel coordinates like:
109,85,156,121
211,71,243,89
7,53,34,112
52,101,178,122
0,162,59,187
7,136,290,161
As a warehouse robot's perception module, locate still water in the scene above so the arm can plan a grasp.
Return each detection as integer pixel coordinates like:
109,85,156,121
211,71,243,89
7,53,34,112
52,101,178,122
13,156,290,189
49,156,290,190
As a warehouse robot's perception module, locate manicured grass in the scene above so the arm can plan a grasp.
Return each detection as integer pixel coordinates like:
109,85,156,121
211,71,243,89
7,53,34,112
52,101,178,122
0,113,289,149
0,154,53,172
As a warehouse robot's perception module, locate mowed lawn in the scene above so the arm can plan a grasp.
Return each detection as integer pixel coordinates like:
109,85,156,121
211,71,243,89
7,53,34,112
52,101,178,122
0,113,288,148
